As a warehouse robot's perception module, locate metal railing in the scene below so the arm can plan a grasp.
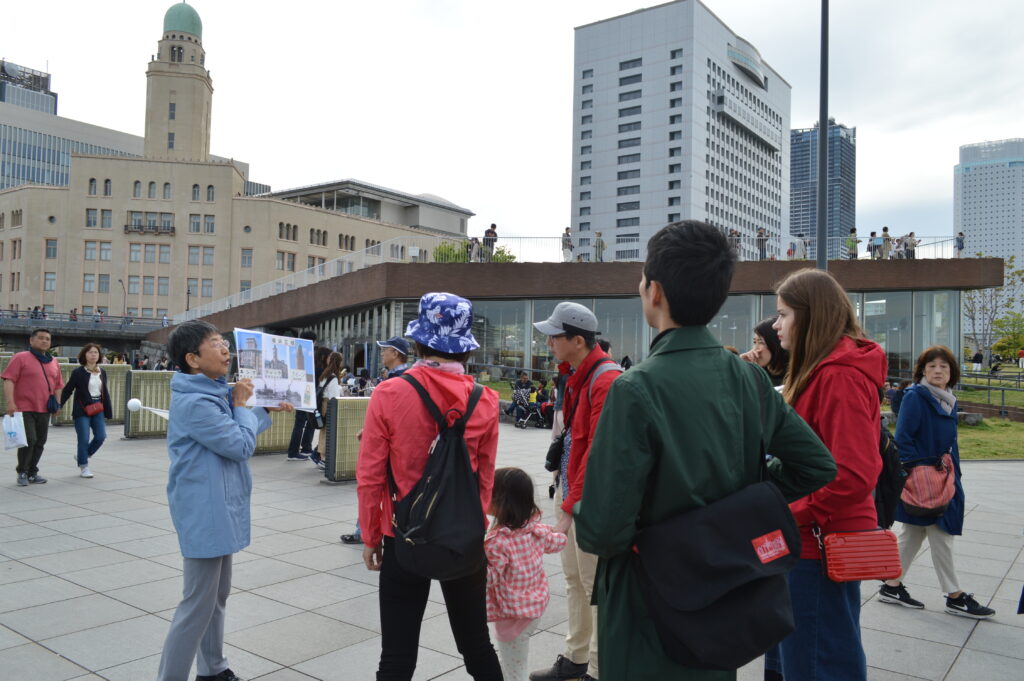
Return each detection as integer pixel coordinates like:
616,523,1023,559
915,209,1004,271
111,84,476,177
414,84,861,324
0,310,166,329
177,233,968,324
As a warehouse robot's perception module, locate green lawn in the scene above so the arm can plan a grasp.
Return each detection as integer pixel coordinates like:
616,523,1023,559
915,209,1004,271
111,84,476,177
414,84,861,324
956,419,1024,460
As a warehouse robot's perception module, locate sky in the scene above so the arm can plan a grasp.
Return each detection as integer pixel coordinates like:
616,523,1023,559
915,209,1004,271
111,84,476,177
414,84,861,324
4,0,1023,239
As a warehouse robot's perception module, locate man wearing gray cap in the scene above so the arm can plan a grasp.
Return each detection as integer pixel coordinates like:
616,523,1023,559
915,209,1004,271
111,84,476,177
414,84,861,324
530,302,620,681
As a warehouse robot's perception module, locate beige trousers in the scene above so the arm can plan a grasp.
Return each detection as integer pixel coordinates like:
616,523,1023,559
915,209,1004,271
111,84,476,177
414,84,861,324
896,522,960,594
555,488,599,677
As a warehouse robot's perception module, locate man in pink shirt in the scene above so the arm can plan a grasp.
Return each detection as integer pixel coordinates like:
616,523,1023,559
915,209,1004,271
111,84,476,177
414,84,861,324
3,329,64,486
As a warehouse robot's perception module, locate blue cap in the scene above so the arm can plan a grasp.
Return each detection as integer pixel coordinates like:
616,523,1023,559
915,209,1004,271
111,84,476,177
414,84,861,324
376,336,409,357
405,292,480,355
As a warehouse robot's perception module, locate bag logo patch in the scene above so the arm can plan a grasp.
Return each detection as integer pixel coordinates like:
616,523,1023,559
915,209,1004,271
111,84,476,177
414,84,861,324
752,529,790,564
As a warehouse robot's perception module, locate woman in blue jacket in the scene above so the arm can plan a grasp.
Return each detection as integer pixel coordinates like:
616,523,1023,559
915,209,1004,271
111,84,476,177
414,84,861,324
878,345,995,619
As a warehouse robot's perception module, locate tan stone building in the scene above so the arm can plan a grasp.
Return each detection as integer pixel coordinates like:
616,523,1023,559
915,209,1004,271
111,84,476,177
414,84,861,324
0,2,471,320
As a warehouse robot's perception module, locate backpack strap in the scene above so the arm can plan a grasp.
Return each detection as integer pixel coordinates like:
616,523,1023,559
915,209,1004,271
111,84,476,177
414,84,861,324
587,361,623,401
400,373,484,430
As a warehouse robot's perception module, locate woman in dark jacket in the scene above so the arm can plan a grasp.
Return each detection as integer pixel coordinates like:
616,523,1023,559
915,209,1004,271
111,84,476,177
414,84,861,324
879,346,995,619
740,316,789,386
59,343,112,478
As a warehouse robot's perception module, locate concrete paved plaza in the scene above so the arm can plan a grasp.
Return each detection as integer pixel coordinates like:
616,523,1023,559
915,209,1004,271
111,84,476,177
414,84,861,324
0,423,1021,680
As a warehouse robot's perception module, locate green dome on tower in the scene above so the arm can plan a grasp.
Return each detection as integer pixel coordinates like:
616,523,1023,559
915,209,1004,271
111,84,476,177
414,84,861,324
163,2,202,39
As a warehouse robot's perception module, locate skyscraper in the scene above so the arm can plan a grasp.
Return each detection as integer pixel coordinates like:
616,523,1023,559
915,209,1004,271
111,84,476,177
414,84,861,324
954,139,1024,262
789,119,856,260
570,0,790,262
0,60,58,114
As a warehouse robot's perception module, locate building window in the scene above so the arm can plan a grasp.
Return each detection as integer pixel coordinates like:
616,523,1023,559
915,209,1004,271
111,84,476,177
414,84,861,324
203,246,214,266
668,213,680,222
668,197,681,206
669,147,681,157
581,145,591,155
669,180,681,190
163,182,172,200
617,153,641,164
86,209,97,227
619,90,642,102
581,114,592,125
100,209,112,228
241,248,252,268
581,99,593,109
84,241,97,260
581,130,592,140
167,133,175,150
134,181,142,198
617,185,640,196
670,98,682,108
168,102,176,120
620,58,642,70
128,276,140,294
286,253,296,271
83,274,96,292
582,68,593,78
580,160,591,170
619,106,642,117
671,48,683,59
146,212,158,228
579,222,591,231
617,217,640,227
582,84,593,94
579,207,591,216
126,307,138,317
618,137,641,148
43,272,56,291
45,239,57,259
191,184,200,201
619,121,641,133
158,276,169,296
130,211,142,226
670,81,683,92
580,176,591,185
669,163,681,173
189,214,200,232
240,280,251,293
188,245,200,265
101,242,112,261
103,179,112,196
669,114,682,124
276,251,285,270
580,191,591,200
203,215,215,233
143,276,155,295
98,274,109,293
669,130,682,140
618,169,640,180
619,74,642,86
143,244,155,263
88,178,97,195
670,64,683,75
148,182,157,199
617,202,640,211
187,278,198,297
130,243,141,262
206,185,215,201
157,244,170,263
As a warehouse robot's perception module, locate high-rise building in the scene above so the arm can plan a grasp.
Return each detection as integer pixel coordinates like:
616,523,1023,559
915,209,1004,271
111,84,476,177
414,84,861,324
954,139,1024,262
789,119,856,260
0,60,58,114
570,0,790,262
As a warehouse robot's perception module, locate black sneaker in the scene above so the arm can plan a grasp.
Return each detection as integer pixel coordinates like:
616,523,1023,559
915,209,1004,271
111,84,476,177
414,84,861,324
285,453,309,462
16,473,28,487
340,533,362,545
27,474,47,484
196,669,244,681
878,583,924,609
529,655,589,681
945,592,995,619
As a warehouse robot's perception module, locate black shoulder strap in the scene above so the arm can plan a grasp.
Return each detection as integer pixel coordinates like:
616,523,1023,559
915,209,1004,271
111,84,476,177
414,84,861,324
745,361,769,482
400,373,484,430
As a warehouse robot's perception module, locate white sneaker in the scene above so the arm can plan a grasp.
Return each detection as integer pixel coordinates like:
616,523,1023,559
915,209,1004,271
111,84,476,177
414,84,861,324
80,466,94,478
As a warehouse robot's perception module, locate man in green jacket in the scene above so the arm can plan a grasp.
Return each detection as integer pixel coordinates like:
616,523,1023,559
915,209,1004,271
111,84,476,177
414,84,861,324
575,221,837,681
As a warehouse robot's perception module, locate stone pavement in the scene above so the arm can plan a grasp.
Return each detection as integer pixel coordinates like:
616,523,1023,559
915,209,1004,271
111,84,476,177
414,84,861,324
0,423,1021,681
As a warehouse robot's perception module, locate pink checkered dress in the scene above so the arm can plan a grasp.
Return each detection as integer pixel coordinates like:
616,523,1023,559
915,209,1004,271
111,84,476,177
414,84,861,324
485,518,568,623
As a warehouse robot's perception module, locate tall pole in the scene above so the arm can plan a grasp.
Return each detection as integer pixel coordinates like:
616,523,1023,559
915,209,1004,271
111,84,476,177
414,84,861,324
117,278,127,317
816,0,829,270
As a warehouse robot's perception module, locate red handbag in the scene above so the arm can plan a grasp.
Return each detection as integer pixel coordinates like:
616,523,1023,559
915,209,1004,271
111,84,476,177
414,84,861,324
83,401,104,416
814,526,902,582
900,452,955,517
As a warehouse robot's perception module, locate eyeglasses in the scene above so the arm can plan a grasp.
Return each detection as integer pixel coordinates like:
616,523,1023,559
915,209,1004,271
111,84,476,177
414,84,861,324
205,339,231,350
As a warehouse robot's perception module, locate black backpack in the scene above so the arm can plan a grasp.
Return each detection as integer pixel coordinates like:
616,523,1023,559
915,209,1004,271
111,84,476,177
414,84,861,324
387,374,487,581
875,424,907,529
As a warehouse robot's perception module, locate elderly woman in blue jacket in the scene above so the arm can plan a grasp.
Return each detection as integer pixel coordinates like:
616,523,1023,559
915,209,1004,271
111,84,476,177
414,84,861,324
156,321,293,681
878,345,995,619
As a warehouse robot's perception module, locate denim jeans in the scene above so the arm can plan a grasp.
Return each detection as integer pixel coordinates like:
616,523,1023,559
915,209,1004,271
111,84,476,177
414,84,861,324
767,558,866,681
73,413,107,466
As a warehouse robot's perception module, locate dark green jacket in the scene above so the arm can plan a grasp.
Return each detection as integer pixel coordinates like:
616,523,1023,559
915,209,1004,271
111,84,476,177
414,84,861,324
575,327,836,681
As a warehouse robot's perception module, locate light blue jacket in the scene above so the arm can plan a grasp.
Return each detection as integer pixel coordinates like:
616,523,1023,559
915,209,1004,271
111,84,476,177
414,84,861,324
166,372,271,558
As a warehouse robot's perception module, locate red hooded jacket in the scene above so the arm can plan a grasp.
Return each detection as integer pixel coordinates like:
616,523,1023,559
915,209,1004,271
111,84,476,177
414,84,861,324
790,336,887,559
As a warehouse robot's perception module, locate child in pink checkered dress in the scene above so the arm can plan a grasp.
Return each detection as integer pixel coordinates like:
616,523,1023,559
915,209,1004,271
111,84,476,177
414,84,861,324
486,467,568,681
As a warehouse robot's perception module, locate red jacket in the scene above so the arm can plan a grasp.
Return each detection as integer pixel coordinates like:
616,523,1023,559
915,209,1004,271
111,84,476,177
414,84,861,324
357,364,499,548
562,345,621,515
790,336,887,559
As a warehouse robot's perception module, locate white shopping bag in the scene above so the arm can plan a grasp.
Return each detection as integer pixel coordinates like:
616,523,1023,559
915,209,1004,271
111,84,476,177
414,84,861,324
4,413,28,450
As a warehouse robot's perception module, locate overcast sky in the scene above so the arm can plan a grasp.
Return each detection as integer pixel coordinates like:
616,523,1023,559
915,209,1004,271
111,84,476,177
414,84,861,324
4,0,1023,238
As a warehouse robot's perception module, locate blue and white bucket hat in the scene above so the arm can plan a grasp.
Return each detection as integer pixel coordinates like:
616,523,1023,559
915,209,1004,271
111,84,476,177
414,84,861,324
405,292,480,354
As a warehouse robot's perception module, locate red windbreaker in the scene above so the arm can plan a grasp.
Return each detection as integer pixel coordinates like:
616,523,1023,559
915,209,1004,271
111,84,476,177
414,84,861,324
561,345,621,515
356,364,499,548
790,336,887,559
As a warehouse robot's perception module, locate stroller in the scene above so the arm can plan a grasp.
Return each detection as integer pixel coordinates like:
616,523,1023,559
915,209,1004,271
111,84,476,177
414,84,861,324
507,383,546,429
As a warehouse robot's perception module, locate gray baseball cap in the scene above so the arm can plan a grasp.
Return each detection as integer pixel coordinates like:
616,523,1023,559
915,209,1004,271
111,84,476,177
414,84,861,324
533,302,600,336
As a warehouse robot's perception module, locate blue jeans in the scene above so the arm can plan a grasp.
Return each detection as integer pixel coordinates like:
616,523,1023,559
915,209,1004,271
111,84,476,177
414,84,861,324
74,413,107,466
767,558,866,681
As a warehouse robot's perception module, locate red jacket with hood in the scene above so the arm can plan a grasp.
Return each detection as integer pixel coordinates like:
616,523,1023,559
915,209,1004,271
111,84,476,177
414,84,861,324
790,336,887,559
357,363,499,548
562,345,621,515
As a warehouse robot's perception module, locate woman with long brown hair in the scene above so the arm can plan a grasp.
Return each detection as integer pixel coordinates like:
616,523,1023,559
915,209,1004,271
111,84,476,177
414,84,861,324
766,269,887,681
311,351,344,469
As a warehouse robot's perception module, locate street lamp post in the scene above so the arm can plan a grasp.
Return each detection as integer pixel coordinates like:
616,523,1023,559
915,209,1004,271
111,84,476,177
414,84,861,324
117,278,127,317
186,285,191,311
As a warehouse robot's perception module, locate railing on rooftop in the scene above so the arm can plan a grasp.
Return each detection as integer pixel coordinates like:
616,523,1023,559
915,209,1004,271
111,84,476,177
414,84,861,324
0,311,166,330
176,233,969,323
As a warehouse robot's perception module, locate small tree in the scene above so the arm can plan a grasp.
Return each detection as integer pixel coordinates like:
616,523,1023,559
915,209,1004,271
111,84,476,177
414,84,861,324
432,241,469,263
491,245,517,263
963,255,1024,362
991,312,1024,358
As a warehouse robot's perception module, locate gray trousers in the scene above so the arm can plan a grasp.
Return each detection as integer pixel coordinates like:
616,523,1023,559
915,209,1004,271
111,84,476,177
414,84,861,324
157,554,232,681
